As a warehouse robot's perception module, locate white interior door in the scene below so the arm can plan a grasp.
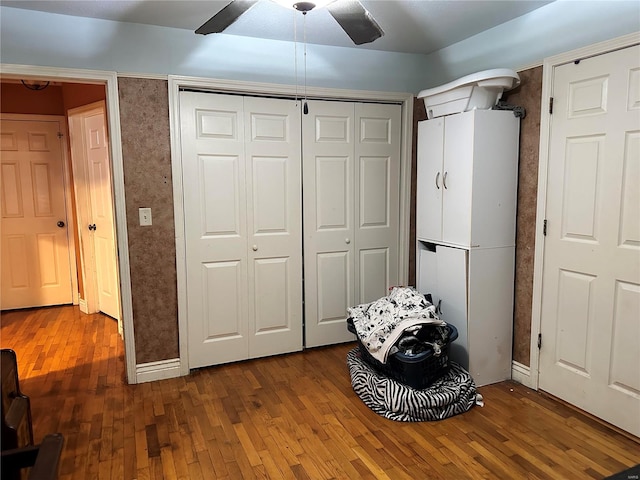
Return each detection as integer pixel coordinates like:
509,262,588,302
181,92,302,369
84,105,121,322
539,44,640,436
1,117,73,309
303,100,401,347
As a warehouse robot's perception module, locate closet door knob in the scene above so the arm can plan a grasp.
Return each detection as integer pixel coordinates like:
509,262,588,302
435,172,441,189
345,238,351,244
442,171,448,190
252,245,258,251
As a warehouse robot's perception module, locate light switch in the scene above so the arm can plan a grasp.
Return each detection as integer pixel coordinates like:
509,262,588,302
139,207,152,226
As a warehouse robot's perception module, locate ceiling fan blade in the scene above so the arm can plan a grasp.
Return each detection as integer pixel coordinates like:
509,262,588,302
326,0,384,45
195,0,259,35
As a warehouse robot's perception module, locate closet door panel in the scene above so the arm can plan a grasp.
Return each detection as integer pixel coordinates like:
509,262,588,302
317,251,352,325
245,97,302,358
359,247,389,304
198,260,248,364
182,92,249,368
303,100,356,347
316,156,350,231
200,155,244,251
355,103,401,303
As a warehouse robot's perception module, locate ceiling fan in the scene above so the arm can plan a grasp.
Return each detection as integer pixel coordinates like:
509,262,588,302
195,0,384,46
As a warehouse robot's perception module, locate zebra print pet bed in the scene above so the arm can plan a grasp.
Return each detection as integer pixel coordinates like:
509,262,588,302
347,348,483,422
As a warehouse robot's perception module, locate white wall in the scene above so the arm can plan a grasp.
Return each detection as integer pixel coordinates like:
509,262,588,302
1,2,638,93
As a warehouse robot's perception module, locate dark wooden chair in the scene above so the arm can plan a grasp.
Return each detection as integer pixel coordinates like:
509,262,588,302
1,349,63,480
1,433,64,480
1,349,33,450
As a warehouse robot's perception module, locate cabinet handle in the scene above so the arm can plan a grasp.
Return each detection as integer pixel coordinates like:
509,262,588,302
443,171,448,190
252,245,258,251
435,172,441,189
345,238,351,244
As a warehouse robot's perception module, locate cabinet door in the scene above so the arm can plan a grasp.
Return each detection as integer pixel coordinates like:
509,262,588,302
434,245,469,369
416,119,444,242
442,113,473,246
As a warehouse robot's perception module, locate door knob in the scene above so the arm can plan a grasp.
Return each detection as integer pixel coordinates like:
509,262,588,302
56,220,65,228
345,238,351,244
252,245,258,251
88,224,97,231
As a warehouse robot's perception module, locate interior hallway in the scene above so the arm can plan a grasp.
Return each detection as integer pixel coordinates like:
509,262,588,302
1,305,638,479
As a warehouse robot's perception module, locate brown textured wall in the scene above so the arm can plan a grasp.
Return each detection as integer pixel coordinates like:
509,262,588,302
118,78,179,364
408,98,428,285
409,66,543,367
503,66,543,366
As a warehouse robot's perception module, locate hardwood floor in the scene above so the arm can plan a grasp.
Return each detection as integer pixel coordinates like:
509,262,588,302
1,305,638,479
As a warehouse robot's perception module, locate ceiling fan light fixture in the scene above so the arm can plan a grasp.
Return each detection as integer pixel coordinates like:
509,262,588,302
21,80,50,91
272,0,335,11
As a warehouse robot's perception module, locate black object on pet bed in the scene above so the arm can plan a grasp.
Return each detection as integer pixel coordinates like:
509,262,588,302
347,347,483,422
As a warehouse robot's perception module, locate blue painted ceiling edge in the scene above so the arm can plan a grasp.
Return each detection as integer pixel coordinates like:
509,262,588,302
1,2,638,94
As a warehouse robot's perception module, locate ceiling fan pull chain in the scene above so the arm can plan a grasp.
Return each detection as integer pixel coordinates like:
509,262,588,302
293,9,300,104
303,11,309,115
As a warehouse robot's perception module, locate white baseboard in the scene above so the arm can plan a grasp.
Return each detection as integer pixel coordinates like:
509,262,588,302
135,358,182,384
511,360,536,389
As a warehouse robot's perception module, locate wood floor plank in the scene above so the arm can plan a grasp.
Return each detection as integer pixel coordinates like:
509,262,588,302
2,305,639,479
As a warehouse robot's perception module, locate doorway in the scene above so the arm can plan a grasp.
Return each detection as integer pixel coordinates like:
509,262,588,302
532,33,640,436
0,66,136,384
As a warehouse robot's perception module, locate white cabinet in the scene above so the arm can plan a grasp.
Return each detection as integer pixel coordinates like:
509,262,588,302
417,110,520,248
416,109,519,386
417,242,515,386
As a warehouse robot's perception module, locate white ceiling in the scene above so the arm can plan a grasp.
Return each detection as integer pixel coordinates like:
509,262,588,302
0,0,553,55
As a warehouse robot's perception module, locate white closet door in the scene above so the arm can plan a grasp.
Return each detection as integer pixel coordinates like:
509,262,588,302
243,96,302,359
182,92,250,368
303,100,356,347
182,92,303,369
355,103,401,304
303,100,402,347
